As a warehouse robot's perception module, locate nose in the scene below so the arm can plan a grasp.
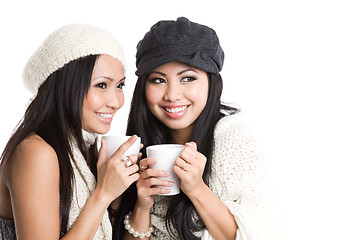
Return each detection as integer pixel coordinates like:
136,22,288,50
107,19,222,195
106,89,124,110
163,82,181,102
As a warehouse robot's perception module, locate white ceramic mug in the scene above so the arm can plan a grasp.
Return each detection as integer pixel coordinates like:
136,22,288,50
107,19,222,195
146,144,185,196
102,135,141,159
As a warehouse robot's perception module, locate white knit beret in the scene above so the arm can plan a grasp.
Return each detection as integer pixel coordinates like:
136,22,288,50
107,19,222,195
23,24,126,94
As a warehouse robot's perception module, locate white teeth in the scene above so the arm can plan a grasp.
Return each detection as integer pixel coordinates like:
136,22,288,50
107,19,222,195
97,113,113,119
165,106,188,113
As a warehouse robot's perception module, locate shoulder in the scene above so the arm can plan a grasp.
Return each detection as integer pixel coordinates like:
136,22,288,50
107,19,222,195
212,112,264,170
211,113,270,201
11,134,57,165
214,112,253,140
5,135,61,238
6,134,59,187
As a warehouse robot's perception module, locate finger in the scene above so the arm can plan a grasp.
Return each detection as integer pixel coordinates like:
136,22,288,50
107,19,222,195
111,135,138,161
137,178,173,196
185,141,197,150
140,168,170,179
140,157,157,169
97,138,108,169
146,177,173,188
175,157,188,171
138,185,171,196
126,164,140,175
180,145,196,163
121,156,133,167
173,164,187,178
139,163,148,171
126,154,138,165
180,146,203,166
120,154,140,170
139,158,150,171
128,172,140,183
139,159,146,172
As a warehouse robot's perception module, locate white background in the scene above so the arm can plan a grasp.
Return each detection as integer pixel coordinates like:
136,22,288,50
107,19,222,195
1,1,359,239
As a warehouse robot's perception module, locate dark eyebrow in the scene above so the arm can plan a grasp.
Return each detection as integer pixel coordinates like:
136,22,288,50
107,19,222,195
149,71,166,77
148,68,198,77
177,69,198,75
95,76,126,82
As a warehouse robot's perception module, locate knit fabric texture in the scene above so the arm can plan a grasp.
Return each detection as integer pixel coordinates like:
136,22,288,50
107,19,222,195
0,217,15,240
149,113,281,239
68,130,112,239
23,24,126,94
135,17,224,75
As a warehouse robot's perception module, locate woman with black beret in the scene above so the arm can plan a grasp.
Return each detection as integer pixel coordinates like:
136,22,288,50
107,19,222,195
113,17,280,240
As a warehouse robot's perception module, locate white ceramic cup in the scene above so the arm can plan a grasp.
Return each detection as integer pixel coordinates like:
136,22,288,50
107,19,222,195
102,135,141,159
146,144,185,196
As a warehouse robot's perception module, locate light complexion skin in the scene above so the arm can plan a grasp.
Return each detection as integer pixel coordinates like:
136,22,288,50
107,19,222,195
83,54,125,135
128,62,237,240
145,62,209,144
0,54,140,239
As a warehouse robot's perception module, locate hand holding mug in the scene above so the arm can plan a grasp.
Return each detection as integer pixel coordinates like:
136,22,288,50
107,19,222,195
146,144,185,196
96,135,140,203
136,157,174,210
174,142,207,197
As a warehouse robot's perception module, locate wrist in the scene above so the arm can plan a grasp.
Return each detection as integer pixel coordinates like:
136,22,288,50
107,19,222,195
134,201,152,213
186,182,209,202
130,205,151,229
92,186,113,207
124,211,153,238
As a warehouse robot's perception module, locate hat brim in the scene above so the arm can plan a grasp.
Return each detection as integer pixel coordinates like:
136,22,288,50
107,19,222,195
135,50,220,76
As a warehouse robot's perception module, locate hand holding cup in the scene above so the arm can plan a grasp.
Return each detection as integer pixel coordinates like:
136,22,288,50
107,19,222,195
146,144,185,196
95,135,140,203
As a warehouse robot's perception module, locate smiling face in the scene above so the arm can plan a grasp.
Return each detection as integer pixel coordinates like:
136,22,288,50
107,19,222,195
82,54,125,134
145,62,209,139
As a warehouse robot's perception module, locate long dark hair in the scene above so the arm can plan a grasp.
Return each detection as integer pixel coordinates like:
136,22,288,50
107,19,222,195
113,72,239,239
0,54,99,236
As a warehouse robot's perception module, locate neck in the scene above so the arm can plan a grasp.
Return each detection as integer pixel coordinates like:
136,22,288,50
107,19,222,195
170,125,194,144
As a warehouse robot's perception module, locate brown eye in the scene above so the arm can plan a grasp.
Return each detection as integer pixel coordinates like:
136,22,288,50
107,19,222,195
117,82,125,89
95,82,107,89
148,78,167,84
181,76,197,83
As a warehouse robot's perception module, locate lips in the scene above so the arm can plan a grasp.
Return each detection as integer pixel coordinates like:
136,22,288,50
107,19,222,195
97,113,113,119
96,113,114,123
165,106,188,113
162,105,189,118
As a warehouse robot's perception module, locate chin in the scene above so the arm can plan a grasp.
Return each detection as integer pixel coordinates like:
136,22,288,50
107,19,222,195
98,129,111,135
164,122,192,131
89,126,111,135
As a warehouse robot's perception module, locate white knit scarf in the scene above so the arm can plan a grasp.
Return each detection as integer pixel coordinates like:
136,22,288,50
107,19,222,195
67,130,112,239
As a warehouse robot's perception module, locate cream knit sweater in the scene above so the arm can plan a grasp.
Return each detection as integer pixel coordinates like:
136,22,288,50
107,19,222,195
150,113,281,239
68,130,112,239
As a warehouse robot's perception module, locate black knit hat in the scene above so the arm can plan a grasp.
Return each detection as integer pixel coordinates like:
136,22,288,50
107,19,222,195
135,17,224,75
